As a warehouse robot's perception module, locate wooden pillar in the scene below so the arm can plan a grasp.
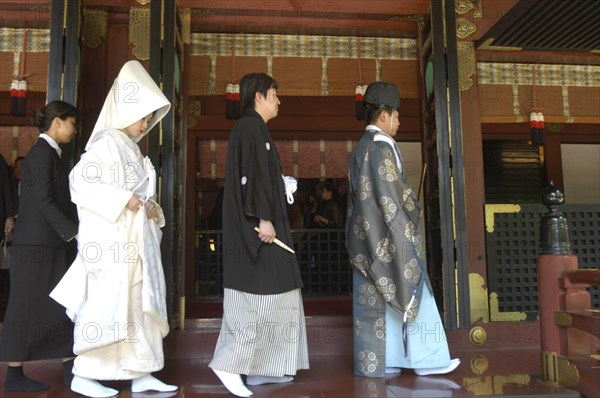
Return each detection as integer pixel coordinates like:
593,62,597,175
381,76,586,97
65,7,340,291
423,0,470,328
444,0,471,328
458,42,488,323
150,0,186,328
561,276,595,358
48,0,80,168
537,255,577,356
536,182,577,384
544,133,564,191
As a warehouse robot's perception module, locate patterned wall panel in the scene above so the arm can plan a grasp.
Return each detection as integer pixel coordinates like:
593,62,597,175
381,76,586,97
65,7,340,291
0,126,38,163
190,34,418,60
477,63,600,123
188,33,418,97
568,87,600,117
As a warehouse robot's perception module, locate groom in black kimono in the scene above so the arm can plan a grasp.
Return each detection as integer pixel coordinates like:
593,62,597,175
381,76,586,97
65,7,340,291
209,73,309,397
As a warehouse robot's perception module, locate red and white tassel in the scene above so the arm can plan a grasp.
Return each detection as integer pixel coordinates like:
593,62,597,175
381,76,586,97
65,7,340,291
17,79,27,117
530,111,545,146
355,84,368,120
225,83,241,120
10,79,19,117
535,111,545,146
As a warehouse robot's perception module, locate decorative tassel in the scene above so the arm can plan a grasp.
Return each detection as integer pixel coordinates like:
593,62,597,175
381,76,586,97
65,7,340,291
11,31,30,117
10,79,19,117
225,83,241,120
225,83,234,119
355,84,367,120
17,79,27,117
534,111,545,146
355,37,366,121
225,34,240,120
530,111,544,147
529,66,544,146
233,84,240,119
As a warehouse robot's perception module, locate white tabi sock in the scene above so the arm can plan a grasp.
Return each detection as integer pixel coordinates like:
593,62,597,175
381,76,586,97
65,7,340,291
70,375,118,398
131,374,178,392
246,375,294,386
212,369,253,397
384,367,402,374
414,358,461,376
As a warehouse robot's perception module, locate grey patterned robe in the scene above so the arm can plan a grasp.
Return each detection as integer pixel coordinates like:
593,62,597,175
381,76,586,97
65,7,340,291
346,129,432,377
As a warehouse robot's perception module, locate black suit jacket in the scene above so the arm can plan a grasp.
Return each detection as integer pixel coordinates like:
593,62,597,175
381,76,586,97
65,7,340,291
0,154,18,242
13,139,78,247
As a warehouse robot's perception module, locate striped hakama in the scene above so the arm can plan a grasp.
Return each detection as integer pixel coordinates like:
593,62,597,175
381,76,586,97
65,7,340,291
209,288,309,377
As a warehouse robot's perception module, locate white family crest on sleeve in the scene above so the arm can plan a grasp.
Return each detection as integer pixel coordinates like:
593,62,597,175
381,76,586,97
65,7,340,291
265,143,271,150
241,176,247,185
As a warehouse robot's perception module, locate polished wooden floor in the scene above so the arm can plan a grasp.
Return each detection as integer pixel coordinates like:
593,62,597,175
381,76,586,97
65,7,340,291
0,317,583,398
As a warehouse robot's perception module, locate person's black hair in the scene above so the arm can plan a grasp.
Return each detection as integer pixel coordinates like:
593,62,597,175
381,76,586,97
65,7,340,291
365,105,393,125
240,73,278,112
33,100,80,133
322,181,335,194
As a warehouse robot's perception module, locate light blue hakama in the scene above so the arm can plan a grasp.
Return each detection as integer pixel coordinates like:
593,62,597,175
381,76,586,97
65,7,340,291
385,284,451,369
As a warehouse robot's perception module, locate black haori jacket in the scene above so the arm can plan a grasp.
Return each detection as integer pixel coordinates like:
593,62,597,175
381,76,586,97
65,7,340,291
221,108,303,295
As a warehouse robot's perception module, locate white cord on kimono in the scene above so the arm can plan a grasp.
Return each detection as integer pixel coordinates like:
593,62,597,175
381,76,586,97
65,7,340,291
403,294,416,323
282,175,297,204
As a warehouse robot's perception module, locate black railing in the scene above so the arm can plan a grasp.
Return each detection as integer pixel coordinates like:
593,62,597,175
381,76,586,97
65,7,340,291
486,204,600,319
195,229,351,298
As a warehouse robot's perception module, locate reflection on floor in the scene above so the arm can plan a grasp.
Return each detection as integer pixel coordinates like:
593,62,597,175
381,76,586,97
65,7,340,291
0,318,583,397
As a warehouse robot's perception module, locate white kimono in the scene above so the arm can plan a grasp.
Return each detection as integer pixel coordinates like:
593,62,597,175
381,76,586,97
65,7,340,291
51,60,172,380
51,129,168,379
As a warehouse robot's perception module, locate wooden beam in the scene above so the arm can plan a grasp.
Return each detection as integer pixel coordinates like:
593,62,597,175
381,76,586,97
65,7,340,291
0,0,50,4
186,0,426,36
192,115,421,141
180,0,429,17
476,49,600,65
190,95,422,140
190,15,418,37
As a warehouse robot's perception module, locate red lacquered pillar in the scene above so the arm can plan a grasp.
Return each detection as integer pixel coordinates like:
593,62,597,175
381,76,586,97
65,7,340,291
536,181,572,384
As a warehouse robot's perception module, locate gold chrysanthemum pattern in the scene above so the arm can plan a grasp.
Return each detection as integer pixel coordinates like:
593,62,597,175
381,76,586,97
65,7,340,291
354,316,361,336
357,350,378,375
375,277,397,302
376,238,396,263
351,253,370,276
403,188,416,212
412,234,425,260
374,317,386,341
359,176,372,200
378,159,398,182
378,196,398,224
405,221,416,240
403,258,421,284
404,297,420,321
358,282,379,307
353,215,370,240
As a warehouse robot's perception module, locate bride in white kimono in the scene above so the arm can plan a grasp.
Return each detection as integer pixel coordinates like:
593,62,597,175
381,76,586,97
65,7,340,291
51,60,177,398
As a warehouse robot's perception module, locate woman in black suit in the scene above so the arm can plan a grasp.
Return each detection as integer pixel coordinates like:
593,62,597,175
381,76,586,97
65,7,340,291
0,101,80,392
